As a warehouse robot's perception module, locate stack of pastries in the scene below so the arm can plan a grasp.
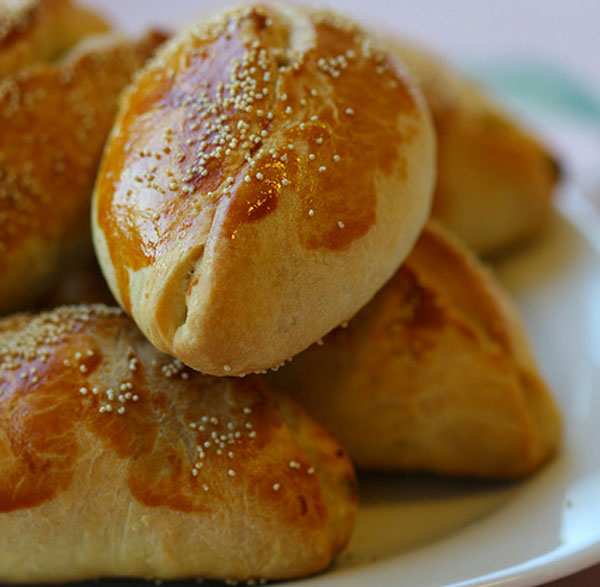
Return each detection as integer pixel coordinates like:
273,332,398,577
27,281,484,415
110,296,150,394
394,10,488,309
0,1,561,584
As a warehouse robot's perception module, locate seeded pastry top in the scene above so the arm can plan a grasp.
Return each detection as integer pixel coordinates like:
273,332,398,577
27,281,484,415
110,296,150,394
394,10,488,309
96,3,421,312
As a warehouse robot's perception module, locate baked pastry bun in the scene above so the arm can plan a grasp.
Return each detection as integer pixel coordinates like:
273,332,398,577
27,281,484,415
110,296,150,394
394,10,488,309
92,3,436,376
267,222,561,478
388,40,560,256
0,30,166,315
0,0,109,76
0,305,357,583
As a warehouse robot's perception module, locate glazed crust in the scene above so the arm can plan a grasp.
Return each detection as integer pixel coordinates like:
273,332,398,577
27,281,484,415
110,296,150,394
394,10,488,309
389,40,560,256
92,3,436,376
267,222,561,478
0,305,357,583
0,30,167,315
0,0,109,76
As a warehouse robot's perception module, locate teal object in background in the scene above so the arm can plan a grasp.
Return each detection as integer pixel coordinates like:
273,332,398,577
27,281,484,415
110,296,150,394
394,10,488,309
467,60,600,123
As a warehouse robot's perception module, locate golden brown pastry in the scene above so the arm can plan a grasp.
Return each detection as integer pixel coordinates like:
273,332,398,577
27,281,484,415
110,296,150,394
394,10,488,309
389,40,560,256
0,0,109,76
0,30,166,315
92,3,436,376
267,222,561,478
0,304,357,583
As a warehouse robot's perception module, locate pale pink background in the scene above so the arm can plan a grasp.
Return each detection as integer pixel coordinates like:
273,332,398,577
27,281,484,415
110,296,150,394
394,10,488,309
81,0,600,92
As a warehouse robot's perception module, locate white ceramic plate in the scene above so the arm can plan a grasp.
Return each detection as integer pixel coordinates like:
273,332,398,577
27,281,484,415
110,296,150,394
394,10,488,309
77,3,600,585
